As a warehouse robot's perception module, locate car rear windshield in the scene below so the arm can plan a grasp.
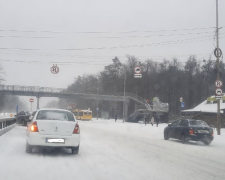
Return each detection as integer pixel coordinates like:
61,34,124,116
36,110,75,121
189,120,208,127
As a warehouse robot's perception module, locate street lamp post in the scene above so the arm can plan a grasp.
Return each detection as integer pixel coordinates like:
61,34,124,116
123,67,126,123
97,78,99,120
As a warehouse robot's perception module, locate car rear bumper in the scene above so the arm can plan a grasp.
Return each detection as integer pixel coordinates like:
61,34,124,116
187,134,214,142
27,132,80,147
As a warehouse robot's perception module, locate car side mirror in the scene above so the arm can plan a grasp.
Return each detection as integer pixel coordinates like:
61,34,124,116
168,124,171,127
29,116,33,121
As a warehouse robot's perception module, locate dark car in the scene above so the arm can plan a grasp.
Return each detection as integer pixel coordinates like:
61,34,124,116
17,111,32,126
164,119,214,145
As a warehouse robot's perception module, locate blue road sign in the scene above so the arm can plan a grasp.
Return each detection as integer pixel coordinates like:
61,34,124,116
96,108,99,112
16,105,19,114
181,102,185,108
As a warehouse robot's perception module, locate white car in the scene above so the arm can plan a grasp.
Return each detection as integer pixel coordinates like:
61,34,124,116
26,108,80,154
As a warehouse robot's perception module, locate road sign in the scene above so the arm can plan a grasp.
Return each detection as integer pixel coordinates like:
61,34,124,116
180,97,183,102
50,65,59,74
215,96,222,100
29,98,34,103
181,102,185,108
215,88,223,96
134,66,141,74
134,74,142,78
215,80,223,88
214,48,222,58
96,108,99,112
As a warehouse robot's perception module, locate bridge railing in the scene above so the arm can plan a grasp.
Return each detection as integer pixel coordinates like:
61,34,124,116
0,85,65,93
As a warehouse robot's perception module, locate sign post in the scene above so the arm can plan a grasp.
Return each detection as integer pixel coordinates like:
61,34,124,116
30,98,34,111
215,0,222,135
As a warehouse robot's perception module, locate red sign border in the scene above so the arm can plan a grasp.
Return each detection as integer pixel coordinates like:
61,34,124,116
134,66,142,74
215,80,223,88
50,65,60,74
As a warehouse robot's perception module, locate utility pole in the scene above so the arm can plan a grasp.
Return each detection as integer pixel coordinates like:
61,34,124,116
123,66,126,123
97,78,99,120
216,0,221,135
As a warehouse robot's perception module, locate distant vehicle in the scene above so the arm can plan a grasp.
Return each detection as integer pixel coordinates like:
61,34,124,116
26,108,80,154
17,111,32,126
164,119,214,145
73,109,92,120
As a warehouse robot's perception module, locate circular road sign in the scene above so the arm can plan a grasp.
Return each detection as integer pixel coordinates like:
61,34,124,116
180,97,183,102
30,98,34,103
215,88,223,96
215,80,223,88
134,66,141,74
214,48,222,58
50,65,59,74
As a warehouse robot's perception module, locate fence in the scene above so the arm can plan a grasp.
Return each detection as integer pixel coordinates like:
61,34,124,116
0,117,17,136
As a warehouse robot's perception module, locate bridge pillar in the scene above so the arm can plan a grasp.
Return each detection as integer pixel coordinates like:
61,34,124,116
37,96,40,109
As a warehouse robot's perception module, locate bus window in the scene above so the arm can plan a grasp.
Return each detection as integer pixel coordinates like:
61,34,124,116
84,112,92,115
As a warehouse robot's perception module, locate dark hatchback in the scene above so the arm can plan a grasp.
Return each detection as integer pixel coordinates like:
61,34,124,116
164,119,214,145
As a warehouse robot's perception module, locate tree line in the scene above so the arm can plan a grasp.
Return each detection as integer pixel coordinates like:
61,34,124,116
57,55,223,119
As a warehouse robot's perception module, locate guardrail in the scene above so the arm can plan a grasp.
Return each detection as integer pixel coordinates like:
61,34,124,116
0,117,16,136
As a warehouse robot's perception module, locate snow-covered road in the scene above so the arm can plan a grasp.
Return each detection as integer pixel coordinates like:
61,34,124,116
0,119,225,180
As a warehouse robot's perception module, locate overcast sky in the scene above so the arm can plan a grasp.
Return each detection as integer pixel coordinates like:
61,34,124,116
0,0,224,109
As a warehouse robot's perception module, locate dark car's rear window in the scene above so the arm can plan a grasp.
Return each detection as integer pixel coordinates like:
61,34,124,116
189,120,208,127
36,110,75,121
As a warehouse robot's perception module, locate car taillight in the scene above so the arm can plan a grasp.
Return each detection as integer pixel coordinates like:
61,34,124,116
73,123,80,134
189,129,194,135
30,121,39,132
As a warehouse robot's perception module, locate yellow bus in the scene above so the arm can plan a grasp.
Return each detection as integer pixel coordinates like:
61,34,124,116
73,109,92,120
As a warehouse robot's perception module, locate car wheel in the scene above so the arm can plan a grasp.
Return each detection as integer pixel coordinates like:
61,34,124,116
164,132,169,140
203,138,211,145
181,134,187,144
72,145,79,154
26,142,33,153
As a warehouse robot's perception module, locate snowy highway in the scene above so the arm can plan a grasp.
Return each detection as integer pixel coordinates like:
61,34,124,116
0,119,225,180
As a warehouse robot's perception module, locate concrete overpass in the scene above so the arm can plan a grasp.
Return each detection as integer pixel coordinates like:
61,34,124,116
0,85,150,121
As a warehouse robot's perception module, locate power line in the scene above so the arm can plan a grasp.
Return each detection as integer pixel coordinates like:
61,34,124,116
0,26,222,34
0,31,217,39
0,34,223,51
0,50,212,59
58,34,224,51
0,52,215,66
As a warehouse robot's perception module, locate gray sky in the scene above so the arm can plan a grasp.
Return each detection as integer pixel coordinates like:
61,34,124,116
0,0,224,109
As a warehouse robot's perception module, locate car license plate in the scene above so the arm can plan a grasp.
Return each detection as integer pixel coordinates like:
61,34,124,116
46,138,65,143
198,130,209,133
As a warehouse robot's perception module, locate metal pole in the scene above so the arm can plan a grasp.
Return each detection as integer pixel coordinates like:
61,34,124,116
37,97,40,110
216,0,221,135
123,67,126,123
97,80,99,120
31,102,32,112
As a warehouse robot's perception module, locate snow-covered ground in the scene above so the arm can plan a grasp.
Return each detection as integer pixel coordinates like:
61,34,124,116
0,119,225,180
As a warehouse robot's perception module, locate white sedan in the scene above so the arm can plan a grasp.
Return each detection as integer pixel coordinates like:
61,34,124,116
26,108,80,154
